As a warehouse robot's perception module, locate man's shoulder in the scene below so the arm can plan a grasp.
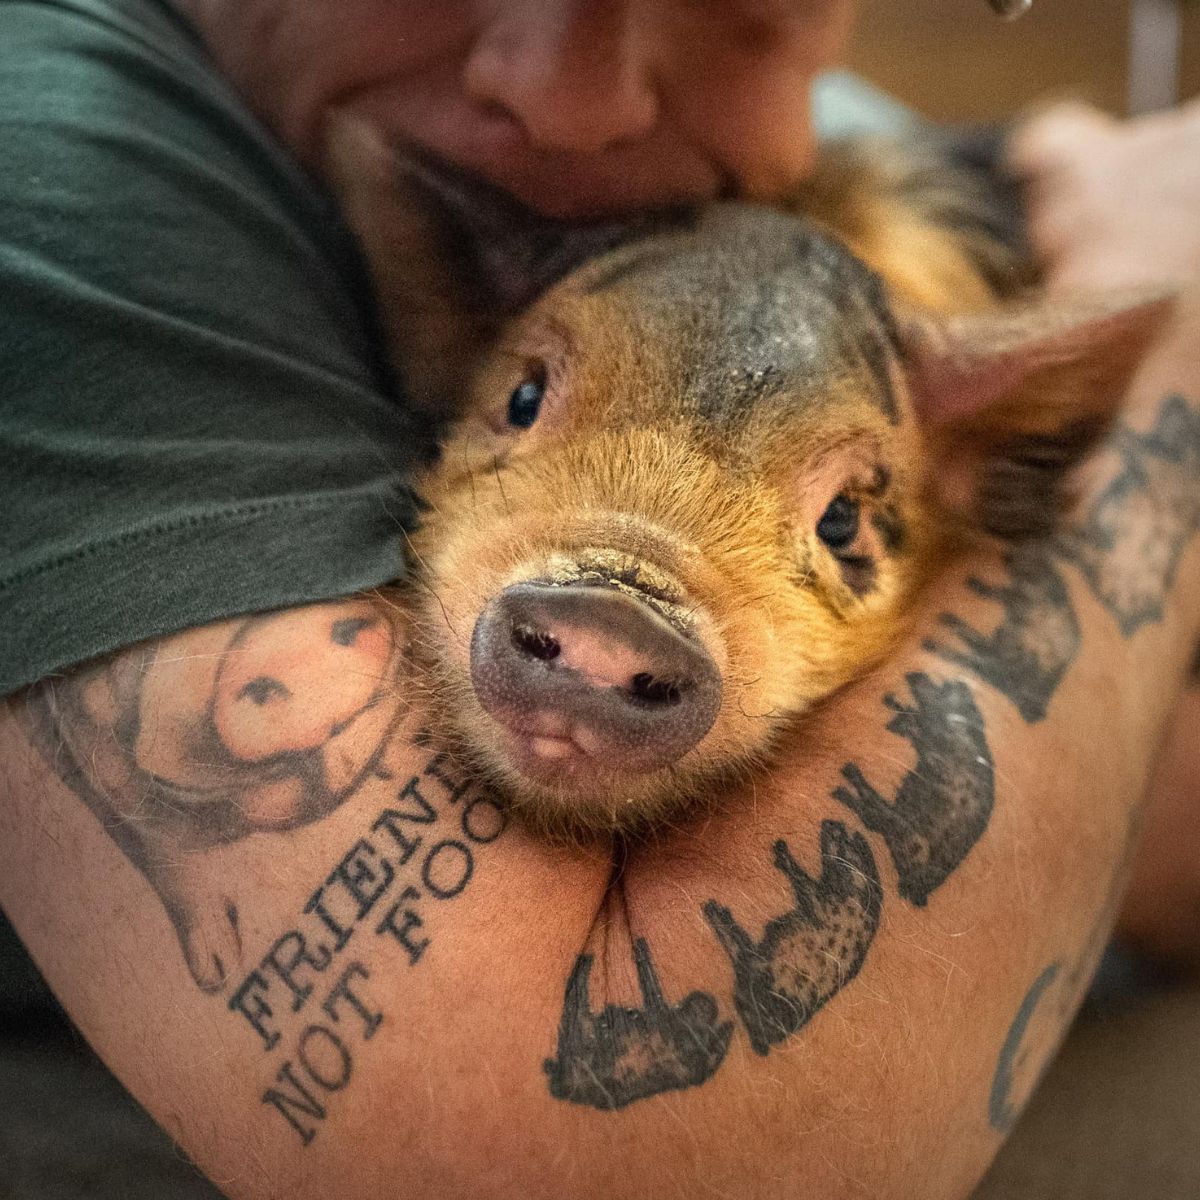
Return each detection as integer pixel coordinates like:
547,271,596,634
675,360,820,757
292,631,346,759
0,0,205,80
0,0,424,699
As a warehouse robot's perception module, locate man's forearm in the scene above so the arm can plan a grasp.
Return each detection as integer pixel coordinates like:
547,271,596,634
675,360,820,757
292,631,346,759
2,309,1199,1197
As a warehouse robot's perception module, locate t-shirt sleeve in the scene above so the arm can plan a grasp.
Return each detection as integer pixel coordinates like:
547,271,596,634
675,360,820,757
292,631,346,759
0,0,430,696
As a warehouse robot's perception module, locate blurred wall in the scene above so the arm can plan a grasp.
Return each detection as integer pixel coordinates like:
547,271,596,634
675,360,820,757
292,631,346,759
845,0,1200,119
1186,1,1200,97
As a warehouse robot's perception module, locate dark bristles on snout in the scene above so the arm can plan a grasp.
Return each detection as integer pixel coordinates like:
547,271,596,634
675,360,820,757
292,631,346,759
470,583,722,776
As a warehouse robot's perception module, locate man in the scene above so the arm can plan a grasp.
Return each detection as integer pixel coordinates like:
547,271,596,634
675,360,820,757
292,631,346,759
1,1,1198,1196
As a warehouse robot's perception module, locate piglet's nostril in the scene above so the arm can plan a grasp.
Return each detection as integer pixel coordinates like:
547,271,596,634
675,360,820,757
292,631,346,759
512,624,561,662
629,672,683,707
471,582,723,777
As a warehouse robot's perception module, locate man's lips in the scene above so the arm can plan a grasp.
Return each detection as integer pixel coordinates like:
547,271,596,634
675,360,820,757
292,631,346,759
338,88,725,219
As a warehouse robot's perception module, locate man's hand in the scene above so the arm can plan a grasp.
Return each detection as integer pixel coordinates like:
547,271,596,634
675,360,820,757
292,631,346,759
1010,97,1200,291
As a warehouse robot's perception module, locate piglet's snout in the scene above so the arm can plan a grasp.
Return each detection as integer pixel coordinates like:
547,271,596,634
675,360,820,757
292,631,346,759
470,583,722,774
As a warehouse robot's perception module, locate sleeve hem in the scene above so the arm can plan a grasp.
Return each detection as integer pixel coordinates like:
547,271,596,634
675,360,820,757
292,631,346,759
1,486,418,696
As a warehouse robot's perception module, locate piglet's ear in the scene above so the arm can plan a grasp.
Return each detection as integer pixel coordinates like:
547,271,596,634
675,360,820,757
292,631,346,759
323,114,492,417
323,114,642,417
906,290,1174,538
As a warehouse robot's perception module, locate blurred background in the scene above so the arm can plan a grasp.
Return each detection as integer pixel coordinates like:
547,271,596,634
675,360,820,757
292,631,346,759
848,0,1199,117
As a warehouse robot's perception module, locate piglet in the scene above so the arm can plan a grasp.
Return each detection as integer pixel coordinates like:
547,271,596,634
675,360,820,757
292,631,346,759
329,120,1170,838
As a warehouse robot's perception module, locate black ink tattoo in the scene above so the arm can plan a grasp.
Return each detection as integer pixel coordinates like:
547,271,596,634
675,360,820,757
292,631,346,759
703,821,881,1056
987,813,1141,1135
1058,394,1200,636
987,923,1122,1138
536,391,1200,1112
925,544,1080,723
262,960,385,1146
928,396,1200,726
240,750,506,1144
988,961,1061,1135
833,672,993,907
544,938,732,1110
17,601,407,990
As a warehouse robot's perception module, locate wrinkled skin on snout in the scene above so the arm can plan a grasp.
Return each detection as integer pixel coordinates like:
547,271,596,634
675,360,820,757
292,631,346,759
333,129,1171,837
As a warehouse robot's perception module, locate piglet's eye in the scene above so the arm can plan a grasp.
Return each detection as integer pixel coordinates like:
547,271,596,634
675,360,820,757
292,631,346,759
816,494,860,551
507,364,547,430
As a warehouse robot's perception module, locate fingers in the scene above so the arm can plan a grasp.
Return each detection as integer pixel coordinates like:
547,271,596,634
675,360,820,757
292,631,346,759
1006,101,1118,180
1005,104,1121,288
1007,99,1200,291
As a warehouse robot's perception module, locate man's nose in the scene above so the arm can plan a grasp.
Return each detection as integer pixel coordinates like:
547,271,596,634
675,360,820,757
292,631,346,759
465,0,659,155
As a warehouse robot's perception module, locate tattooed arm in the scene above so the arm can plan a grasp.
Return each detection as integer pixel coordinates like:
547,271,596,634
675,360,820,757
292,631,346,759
1011,99,1200,965
581,341,1200,1194
546,295,1200,1183
3,314,1200,1197
0,602,621,1183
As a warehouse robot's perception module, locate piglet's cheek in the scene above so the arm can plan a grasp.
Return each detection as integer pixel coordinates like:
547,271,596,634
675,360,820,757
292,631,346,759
213,607,394,763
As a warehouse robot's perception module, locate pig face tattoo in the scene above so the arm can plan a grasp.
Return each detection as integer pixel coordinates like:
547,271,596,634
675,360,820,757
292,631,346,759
19,602,407,990
329,122,1171,838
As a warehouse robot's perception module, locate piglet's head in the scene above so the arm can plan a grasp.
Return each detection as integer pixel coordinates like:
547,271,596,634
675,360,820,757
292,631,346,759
327,117,1171,837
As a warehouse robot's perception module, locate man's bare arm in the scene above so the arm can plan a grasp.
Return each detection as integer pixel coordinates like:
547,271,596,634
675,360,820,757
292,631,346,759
3,311,1199,1197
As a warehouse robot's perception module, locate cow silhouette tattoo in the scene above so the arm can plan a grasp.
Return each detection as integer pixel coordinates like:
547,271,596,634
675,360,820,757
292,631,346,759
545,937,733,1109
22,601,405,991
1058,393,1200,636
924,544,1080,723
703,821,882,1057
833,672,994,907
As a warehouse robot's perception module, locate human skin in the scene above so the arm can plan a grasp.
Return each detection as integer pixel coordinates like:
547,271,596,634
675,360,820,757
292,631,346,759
3,344,1199,1197
174,0,857,218
175,0,1200,966
3,3,1200,1198
1011,98,1200,964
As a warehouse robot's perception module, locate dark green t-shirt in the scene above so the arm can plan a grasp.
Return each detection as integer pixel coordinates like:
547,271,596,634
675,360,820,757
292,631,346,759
0,0,430,696
0,0,915,698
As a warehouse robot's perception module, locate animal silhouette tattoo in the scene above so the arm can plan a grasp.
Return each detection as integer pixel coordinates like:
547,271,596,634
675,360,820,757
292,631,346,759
1058,394,1200,636
927,398,1200,725
833,673,994,907
925,544,1080,723
544,937,733,1109
703,821,882,1057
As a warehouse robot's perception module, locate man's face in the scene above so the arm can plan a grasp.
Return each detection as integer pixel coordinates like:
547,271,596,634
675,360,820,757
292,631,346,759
179,0,856,217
